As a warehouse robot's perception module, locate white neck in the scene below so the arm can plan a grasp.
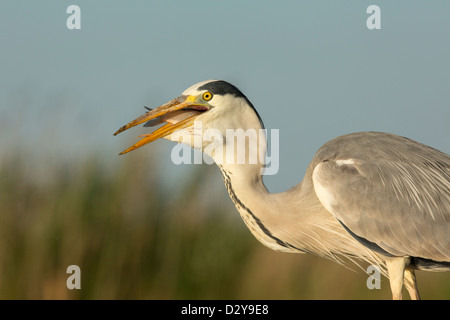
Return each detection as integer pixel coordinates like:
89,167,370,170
216,162,290,251
206,113,302,252
214,144,382,272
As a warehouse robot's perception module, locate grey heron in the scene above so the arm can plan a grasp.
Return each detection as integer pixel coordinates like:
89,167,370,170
114,80,450,299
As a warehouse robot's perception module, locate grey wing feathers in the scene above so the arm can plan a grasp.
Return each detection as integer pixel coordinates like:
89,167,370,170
312,132,450,263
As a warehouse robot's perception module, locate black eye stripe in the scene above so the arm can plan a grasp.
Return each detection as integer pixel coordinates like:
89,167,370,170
197,80,265,129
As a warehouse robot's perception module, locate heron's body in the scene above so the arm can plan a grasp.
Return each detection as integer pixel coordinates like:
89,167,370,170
220,131,450,267
313,132,450,267
115,80,450,299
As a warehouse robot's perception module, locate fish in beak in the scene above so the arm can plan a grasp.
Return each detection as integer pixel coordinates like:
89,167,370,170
114,95,210,155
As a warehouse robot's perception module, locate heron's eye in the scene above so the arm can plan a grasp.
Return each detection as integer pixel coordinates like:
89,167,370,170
203,92,213,101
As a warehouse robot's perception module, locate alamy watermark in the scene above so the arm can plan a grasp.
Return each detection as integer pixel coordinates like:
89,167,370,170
67,5,381,31
66,265,81,290
366,265,381,290
66,5,81,30
167,121,280,175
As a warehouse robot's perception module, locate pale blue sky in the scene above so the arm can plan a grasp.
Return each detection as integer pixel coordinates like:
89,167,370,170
0,1,449,192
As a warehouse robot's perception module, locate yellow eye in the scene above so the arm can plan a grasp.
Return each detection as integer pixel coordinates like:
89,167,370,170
202,91,213,101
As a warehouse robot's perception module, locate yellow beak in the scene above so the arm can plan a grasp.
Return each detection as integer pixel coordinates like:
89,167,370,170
114,95,209,155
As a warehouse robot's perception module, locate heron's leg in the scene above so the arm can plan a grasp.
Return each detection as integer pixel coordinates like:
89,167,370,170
385,257,409,300
404,268,421,300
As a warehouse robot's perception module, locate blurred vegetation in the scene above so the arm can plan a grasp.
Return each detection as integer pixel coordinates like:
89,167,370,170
0,150,449,300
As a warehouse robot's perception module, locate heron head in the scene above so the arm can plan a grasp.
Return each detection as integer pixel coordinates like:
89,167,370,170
114,80,264,156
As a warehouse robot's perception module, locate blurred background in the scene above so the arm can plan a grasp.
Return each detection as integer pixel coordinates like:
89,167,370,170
0,1,449,299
